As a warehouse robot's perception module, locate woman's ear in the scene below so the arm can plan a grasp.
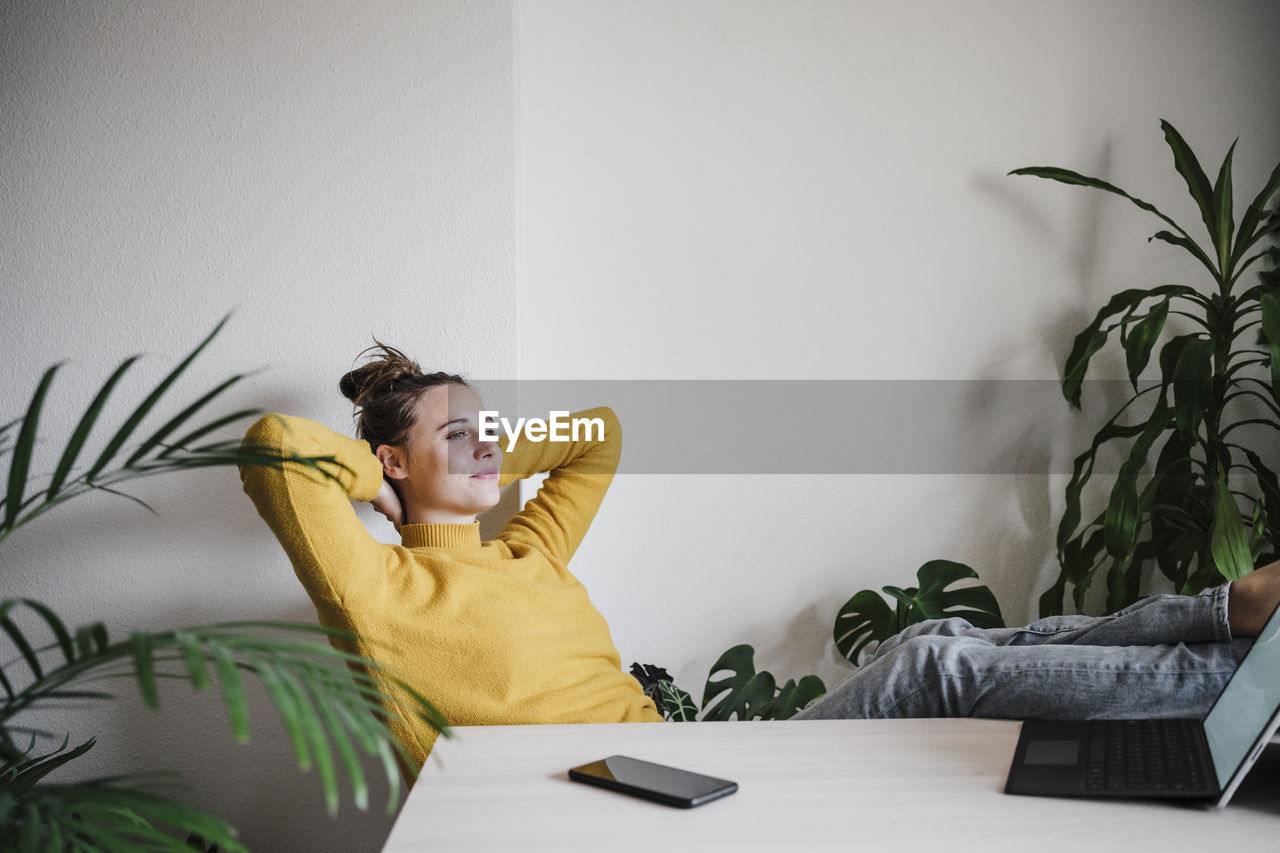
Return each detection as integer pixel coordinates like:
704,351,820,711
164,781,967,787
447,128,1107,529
375,444,409,480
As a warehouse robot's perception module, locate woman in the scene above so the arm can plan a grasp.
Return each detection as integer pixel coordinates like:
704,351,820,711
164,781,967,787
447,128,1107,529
242,343,1280,766
239,344,663,770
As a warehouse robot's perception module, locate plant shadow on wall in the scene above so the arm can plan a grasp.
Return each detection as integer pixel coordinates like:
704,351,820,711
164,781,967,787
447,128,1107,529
633,119,1279,715
0,317,447,852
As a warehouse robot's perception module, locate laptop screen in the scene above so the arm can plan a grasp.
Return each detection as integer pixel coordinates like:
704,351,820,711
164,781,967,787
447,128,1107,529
1202,600,1280,790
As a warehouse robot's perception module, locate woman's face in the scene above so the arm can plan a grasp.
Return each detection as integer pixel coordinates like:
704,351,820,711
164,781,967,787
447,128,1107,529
385,383,502,524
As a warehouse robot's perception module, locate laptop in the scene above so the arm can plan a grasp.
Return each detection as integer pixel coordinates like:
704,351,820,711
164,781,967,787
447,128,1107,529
1005,599,1280,806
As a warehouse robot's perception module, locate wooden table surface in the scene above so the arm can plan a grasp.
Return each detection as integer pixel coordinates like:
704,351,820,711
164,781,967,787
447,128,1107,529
382,718,1280,852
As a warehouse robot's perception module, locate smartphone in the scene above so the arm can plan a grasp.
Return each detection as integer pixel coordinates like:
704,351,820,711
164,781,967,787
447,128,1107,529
568,755,738,808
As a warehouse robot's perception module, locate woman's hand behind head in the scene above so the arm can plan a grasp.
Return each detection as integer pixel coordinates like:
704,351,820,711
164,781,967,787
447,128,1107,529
371,477,405,529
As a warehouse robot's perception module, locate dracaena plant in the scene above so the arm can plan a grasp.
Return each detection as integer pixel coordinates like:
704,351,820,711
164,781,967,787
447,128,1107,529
0,317,447,852
1010,120,1280,617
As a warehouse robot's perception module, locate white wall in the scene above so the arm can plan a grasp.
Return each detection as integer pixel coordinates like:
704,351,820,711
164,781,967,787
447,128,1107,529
1,1,514,850
517,0,1280,697
3,0,1280,850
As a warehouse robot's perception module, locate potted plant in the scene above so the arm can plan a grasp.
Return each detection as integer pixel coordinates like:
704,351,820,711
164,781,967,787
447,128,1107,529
0,317,447,851
1011,120,1280,616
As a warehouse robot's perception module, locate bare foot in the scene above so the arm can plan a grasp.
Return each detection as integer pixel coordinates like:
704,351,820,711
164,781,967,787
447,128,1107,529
1228,559,1280,637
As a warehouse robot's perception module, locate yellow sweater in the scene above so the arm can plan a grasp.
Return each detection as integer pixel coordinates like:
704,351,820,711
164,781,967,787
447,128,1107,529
239,406,661,769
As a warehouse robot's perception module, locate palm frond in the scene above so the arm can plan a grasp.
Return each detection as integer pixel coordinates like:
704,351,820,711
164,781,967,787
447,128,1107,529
84,316,231,483
4,364,60,531
0,317,347,544
46,356,140,500
1,604,447,816
0,777,245,853
0,317,448,845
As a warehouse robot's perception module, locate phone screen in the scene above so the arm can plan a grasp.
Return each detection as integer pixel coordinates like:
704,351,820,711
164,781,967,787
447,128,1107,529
568,755,738,808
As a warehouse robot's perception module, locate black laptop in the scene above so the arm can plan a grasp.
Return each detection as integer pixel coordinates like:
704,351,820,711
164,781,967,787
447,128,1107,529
1005,599,1280,806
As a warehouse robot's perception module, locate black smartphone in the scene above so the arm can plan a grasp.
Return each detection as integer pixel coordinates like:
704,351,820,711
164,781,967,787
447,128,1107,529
568,755,738,808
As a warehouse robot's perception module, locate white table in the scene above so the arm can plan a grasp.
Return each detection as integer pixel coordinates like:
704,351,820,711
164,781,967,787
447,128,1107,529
382,718,1280,852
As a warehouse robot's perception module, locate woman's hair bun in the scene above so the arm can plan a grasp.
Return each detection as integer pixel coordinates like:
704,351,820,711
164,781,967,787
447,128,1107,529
339,341,468,449
338,341,423,408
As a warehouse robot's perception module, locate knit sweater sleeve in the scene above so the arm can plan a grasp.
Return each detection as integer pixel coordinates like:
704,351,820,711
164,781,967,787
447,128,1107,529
496,406,621,566
239,413,388,604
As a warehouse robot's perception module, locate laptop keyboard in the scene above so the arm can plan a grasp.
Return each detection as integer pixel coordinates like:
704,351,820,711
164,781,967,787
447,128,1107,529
1085,719,1207,793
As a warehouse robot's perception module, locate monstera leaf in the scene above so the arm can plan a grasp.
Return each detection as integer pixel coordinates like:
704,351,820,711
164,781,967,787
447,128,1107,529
701,645,824,721
768,674,827,720
834,560,1005,666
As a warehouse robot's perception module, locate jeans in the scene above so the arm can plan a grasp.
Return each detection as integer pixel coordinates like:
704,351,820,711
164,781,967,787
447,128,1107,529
794,585,1254,721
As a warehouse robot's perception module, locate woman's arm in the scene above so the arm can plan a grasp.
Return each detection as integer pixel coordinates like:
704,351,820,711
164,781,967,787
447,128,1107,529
496,406,621,566
239,413,390,604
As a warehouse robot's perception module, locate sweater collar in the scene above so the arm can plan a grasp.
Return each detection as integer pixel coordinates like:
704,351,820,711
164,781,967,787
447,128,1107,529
399,521,483,550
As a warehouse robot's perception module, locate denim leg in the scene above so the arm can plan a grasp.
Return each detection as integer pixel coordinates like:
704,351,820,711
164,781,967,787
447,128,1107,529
795,585,1250,722
867,585,1231,660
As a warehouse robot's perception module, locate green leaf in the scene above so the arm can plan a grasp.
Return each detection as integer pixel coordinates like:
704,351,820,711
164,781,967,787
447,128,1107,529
130,632,159,709
765,675,826,720
889,560,1005,627
1248,501,1270,561
1171,337,1213,441
1057,286,1196,407
1124,298,1170,389
173,630,211,691
1244,449,1280,545
655,681,698,722
1210,470,1254,581
1063,329,1108,408
0,599,77,669
0,600,47,682
1161,120,1218,259
1045,527,1107,617
249,657,310,770
311,688,370,811
833,589,897,664
1009,165,1180,230
7,738,98,793
5,364,60,531
7,781,245,853
1148,430,1201,587
1261,291,1280,394
123,373,249,467
1103,406,1174,559
47,356,140,501
157,408,261,460
211,641,249,742
1232,158,1280,266
74,622,109,659
86,314,230,481
1210,140,1237,275
701,645,778,721
276,667,338,817
1150,230,1217,272
835,563,1005,662
1010,164,1216,276
1057,419,1147,557
1037,573,1068,618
